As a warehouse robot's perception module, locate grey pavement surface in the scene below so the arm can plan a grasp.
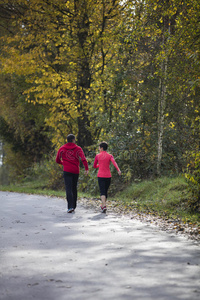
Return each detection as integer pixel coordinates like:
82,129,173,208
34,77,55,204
0,191,200,300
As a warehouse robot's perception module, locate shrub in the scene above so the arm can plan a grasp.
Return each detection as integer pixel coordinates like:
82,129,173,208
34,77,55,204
185,151,200,211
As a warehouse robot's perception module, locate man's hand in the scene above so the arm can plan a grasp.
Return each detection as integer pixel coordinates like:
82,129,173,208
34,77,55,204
85,170,89,176
118,170,122,176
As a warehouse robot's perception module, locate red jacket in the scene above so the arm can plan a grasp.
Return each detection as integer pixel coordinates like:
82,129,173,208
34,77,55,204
93,151,120,178
56,143,88,174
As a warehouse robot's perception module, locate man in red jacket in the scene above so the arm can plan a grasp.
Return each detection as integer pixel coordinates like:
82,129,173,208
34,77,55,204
56,134,89,213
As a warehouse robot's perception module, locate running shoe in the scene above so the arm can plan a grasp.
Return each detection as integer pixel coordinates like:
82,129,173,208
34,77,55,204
101,206,107,213
67,208,74,213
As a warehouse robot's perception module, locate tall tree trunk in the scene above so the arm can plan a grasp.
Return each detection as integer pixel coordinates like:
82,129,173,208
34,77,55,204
0,141,3,166
157,13,170,176
157,59,167,176
77,112,93,148
75,2,93,148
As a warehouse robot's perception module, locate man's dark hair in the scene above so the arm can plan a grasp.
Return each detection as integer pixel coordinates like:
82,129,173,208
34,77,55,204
99,141,108,151
67,134,76,143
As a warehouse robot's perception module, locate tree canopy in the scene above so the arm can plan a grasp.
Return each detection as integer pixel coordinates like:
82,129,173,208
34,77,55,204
0,0,199,196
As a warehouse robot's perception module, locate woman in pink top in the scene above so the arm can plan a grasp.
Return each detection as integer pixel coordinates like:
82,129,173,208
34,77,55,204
93,142,121,213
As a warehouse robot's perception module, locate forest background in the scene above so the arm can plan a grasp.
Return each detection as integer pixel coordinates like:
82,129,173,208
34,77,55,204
0,0,199,213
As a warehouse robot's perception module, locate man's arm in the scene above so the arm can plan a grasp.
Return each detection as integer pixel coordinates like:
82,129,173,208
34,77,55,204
55,150,63,165
78,148,89,171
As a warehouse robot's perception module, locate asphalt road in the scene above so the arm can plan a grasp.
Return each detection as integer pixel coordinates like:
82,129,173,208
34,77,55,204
0,191,200,300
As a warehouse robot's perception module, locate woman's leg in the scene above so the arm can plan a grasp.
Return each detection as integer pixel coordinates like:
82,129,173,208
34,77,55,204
98,177,106,207
101,195,106,207
105,178,111,199
98,177,111,209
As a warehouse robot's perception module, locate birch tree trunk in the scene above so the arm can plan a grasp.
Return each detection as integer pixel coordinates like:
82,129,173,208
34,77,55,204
157,59,167,176
156,13,171,176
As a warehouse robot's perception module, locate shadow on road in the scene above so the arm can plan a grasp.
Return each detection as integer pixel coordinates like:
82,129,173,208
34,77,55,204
0,191,200,300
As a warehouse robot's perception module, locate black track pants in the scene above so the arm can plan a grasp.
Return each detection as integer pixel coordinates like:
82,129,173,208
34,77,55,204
63,172,79,209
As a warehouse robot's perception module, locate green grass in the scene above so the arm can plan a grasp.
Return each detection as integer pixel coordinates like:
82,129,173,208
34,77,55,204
0,180,65,197
0,179,92,199
0,175,199,226
112,175,200,225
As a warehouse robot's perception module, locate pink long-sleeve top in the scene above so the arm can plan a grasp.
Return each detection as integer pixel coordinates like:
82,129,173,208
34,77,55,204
93,151,120,178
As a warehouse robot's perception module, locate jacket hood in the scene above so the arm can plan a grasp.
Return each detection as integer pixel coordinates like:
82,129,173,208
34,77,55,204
62,143,78,150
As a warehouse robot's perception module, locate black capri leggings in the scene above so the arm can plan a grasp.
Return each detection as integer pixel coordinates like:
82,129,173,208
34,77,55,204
98,177,111,198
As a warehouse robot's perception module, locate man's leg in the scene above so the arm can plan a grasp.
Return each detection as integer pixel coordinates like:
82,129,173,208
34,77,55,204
72,174,79,209
63,172,73,209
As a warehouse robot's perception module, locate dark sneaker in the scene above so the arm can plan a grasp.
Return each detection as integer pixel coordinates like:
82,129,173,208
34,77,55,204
101,206,107,213
67,208,74,213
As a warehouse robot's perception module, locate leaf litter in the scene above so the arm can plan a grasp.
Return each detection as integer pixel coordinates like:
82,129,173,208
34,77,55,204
79,197,200,243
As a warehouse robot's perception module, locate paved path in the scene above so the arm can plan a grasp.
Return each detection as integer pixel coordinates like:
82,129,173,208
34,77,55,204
0,191,200,300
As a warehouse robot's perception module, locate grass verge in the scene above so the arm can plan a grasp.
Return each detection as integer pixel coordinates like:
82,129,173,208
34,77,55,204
0,175,199,226
111,175,200,226
0,179,92,200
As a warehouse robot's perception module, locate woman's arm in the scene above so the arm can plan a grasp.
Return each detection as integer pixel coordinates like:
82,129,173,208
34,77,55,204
111,155,121,175
93,155,99,168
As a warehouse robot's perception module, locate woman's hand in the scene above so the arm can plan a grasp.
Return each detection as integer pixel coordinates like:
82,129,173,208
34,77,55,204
118,170,122,176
